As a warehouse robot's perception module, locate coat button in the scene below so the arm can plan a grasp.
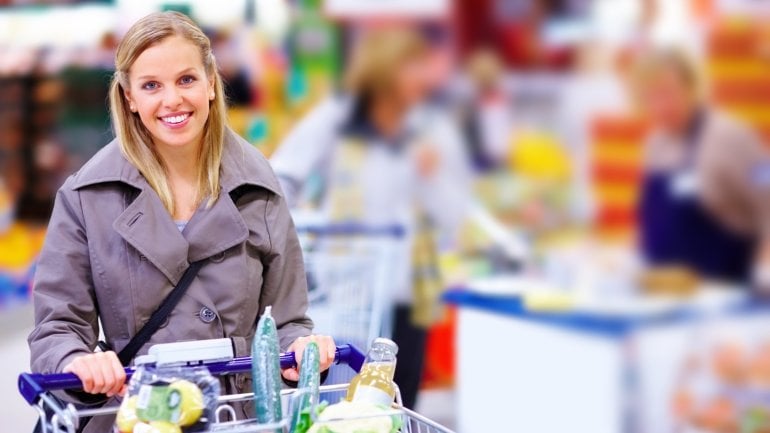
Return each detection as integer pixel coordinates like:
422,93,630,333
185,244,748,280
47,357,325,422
199,307,217,323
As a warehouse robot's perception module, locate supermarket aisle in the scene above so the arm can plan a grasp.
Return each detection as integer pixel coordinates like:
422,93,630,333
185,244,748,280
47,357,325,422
0,304,36,431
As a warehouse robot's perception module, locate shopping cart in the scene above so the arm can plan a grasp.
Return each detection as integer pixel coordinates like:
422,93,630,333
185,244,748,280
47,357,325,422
18,344,454,433
295,222,406,390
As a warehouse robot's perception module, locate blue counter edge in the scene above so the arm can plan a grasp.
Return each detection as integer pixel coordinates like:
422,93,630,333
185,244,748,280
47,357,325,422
442,288,770,339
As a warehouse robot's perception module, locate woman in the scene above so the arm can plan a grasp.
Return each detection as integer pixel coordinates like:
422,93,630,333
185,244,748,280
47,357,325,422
28,12,334,431
270,28,470,408
633,48,770,286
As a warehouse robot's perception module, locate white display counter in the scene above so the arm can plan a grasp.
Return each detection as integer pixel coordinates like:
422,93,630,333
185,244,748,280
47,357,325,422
445,288,770,433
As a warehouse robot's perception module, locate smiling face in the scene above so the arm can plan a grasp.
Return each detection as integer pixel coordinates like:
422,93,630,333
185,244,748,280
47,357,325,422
124,35,215,151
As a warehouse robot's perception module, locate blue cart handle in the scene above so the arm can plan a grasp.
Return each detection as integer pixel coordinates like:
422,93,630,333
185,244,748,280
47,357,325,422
18,344,365,405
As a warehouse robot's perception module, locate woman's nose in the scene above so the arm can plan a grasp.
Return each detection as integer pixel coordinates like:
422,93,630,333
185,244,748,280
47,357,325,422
162,87,183,108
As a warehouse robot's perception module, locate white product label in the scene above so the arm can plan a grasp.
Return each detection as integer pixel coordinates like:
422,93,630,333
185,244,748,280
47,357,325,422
353,385,393,407
136,384,153,409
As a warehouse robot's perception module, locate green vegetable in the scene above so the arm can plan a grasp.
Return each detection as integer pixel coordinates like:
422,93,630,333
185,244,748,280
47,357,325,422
252,306,283,430
291,342,321,433
293,401,328,433
306,401,402,433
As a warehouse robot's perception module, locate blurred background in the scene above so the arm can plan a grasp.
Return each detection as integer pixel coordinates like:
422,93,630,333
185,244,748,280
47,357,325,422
5,0,770,432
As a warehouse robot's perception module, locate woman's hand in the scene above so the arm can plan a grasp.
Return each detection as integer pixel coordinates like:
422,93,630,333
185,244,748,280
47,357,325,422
282,335,336,381
62,351,127,397
414,141,441,179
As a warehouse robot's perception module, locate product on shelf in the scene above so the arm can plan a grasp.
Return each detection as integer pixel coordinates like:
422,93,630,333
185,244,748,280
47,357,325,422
672,332,770,433
345,338,398,406
251,306,283,429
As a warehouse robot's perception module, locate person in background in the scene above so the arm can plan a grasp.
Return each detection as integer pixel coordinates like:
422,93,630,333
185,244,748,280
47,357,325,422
632,48,770,289
271,27,471,408
461,47,514,172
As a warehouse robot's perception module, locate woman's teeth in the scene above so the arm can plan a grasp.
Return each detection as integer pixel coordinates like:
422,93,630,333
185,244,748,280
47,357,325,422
161,113,190,124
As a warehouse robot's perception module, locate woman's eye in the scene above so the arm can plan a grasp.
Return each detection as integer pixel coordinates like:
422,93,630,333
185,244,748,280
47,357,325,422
142,81,159,90
180,75,196,85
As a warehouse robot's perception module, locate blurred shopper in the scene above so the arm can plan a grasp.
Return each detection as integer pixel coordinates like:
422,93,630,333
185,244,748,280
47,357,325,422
28,12,335,432
461,47,514,172
271,27,471,408
633,48,770,287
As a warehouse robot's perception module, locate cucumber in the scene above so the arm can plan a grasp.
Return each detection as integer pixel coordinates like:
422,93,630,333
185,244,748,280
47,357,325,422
252,306,283,430
290,342,320,433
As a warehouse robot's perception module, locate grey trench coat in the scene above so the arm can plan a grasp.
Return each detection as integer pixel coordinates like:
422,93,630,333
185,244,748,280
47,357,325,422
28,129,313,431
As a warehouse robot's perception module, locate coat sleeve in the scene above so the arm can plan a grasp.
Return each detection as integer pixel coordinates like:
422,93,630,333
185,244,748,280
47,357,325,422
28,180,99,375
260,191,313,351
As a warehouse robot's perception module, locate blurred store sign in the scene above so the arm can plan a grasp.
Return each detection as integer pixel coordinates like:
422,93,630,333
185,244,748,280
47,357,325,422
0,4,116,48
324,0,449,19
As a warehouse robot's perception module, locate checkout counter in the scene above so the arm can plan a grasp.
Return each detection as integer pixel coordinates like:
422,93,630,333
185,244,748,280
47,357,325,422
444,277,770,433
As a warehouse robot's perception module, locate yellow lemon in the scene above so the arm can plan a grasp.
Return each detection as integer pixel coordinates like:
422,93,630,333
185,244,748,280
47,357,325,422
115,396,139,433
148,421,182,433
169,380,204,426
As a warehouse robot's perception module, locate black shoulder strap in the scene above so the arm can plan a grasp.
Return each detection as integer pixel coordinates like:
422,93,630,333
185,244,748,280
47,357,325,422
117,260,205,366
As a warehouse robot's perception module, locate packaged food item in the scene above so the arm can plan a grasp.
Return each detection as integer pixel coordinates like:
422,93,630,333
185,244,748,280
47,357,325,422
290,342,321,433
638,265,699,296
251,306,283,429
115,364,219,433
346,338,398,406
307,400,402,433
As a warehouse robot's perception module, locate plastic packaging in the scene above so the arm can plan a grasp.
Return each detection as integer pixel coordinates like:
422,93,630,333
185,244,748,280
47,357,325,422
252,306,283,430
115,364,220,433
290,342,321,433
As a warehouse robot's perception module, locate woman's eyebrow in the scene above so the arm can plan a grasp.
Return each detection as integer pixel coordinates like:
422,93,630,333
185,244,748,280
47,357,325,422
136,68,197,81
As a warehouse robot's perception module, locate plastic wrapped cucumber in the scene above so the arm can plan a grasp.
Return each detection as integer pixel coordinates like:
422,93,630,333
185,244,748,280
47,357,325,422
290,342,321,433
252,306,283,429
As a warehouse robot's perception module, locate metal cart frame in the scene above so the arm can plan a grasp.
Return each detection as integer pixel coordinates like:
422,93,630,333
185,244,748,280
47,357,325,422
19,344,454,433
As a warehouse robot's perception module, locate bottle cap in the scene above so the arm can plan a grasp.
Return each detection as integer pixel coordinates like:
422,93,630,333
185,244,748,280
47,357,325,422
372,338,399,355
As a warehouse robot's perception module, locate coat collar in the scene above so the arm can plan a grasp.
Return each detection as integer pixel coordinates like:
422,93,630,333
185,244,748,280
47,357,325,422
70,129,281,284
70,128,281,196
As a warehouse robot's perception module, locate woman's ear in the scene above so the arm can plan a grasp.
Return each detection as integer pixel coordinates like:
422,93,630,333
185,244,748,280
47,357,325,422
123,89,137,112
209,77,216,101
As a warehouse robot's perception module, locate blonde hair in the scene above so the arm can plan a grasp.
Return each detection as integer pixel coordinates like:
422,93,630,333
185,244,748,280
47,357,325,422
343,28,428,98
630,47,704,105
109,11,226,214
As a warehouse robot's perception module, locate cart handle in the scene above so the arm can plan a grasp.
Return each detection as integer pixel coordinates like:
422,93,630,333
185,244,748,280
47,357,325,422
18,344,365,405
295,223,405,238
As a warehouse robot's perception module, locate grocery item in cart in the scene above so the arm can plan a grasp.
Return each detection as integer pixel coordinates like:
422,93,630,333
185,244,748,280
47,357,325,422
252,306,283,430
115,363,219,433
346,338,398,406
307,400,402,433
291,341,322,433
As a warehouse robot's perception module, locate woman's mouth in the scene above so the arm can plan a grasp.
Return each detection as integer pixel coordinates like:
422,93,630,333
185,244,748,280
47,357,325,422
159,112,192,128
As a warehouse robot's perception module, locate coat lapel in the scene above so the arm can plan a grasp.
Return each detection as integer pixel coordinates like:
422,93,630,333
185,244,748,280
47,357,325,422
113,188,190,285
184,191,249,262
